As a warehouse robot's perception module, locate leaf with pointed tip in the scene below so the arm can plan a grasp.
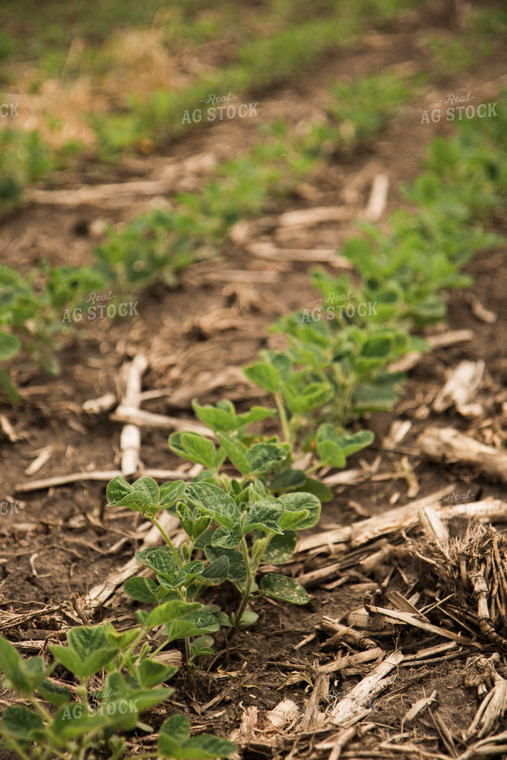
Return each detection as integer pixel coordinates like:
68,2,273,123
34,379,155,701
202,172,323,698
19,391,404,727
2,706,44,740
263,531,296,564
260,573,309,605
135,547,176,581
123,577,158,604
279,492,320,530
106,476,133,505
243,498,284,535
216,433,251,475
160,480,186,508
185,483,240,529
147,601,201,627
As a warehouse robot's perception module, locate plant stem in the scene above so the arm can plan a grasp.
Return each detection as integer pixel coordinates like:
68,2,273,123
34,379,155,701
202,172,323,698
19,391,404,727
274,392,291,444
233,538,254,629
0,732,31,760
150,517,183,568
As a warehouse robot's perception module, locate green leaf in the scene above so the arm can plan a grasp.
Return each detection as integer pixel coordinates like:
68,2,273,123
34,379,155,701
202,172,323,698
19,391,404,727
204,546,246,583
279,492,320,530
48,645,83,678
147,601,201,627
165,620,198,643
216,433,251,475
67,626,108,660
243,498,284,535
185,482,240,528
160,714,190,745
269,468,306,492
236,610,259,627
106,475,133,505
182,611,220,636
263,531,296,564
0,367,19,403
201,555,229,583
0,635,29,693
243,361,280,393
182,734,237,759
123,577,158,604
170,432,219,470
246,443,290,475
260,574,309,605
352,383,400,413
190,636,215,659
135,547,176,580
300,477,333,502
192,400,235,432
281,381,333,414
160,480,186,508
2,706,44,740
132,476,160,504
211,526,242,549
0,331,20,361
139,658,178,688
236,406,276,427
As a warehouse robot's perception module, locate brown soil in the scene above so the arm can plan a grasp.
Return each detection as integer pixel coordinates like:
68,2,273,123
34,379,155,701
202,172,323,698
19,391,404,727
1,5,507,760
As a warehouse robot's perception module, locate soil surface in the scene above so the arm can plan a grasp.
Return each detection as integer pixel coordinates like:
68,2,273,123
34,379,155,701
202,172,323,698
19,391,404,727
1,5,507,759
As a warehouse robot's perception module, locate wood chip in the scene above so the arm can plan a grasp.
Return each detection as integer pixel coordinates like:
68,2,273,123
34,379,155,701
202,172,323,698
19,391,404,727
119,354,148,477
418,427,507,483
82,392,118,414
364,173,389,221
277,206,352,227
402,690,438,724
247,241,354,268
111,407,211,436
266,699,300,729
433,360,484,415
0,414,22,442
24,446,55,476
330,650,404,726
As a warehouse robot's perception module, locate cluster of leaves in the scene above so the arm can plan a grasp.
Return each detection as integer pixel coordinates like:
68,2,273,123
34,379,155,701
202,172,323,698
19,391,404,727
0,263,108,400
0,622,235,760
0,129,55,212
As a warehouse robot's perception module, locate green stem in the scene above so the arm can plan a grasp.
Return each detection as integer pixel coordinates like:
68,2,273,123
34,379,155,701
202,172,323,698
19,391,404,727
150,517,183,568
274,392,291,444
233,538,255,630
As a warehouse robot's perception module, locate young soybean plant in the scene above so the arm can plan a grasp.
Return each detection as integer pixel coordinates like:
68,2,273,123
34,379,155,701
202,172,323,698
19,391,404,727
107,461,320,641
0,620,235,760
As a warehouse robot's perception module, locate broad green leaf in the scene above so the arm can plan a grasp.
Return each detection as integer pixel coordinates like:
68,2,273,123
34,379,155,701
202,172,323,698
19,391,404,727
246,443,289,475
160,714,190,745
192,400,235,432
139,658,178,688
236,406,275,427
282,380,334,414
211,526,242,549
123,577,158,604
216,433,251,475
243,498,284,535
147,601,201,627
132,476,160,504
181,734,237,758
237,610,259,627
300,476,333,502
182,611,219,635
135,547,176,580
352,383,400,413
185,482,239,528
279,492,320,530
48,645,83,678
165,619,198,643
0,331,20,361
336,429,374,457
106,476,133,505
160,480,186,508
263,531,297,564
0,635,29,693
269,468,306,492
81,648,119,680
2,706,44,740
204,546,246,583
201,555,229,583
260,573,309,605
67,626,108,660
170,432,219,470
243,361,280,393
